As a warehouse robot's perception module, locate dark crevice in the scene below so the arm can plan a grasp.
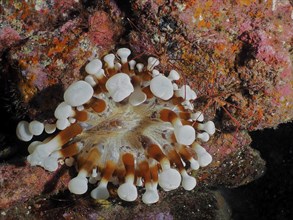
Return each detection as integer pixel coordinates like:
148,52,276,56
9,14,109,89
115,0,132,18
221,122,293,220
235,42,257,67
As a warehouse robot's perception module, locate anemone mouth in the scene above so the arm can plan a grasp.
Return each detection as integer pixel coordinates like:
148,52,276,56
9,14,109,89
16,48,216,204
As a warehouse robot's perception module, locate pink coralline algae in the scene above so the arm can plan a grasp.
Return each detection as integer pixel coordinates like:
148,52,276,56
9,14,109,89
88,11,119,46
0,27,21,53
53,0,79,14
130,0,293,130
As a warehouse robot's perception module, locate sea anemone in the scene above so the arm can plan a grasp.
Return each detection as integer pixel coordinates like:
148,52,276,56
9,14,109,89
16,48,215,204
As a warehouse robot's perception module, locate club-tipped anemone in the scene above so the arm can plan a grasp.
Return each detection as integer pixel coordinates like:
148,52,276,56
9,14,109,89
16,47,216,204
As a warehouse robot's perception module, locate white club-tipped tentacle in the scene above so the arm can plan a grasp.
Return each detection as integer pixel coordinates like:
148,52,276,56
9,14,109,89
68,170,88,194
105,73,134,102
151,69,160,77
115,62,122,70
56,118,70,130
54,102,74,119
90,180,110,200
129,60,136,70
65,157,75,167
150,75,173,100
192,143,213,167
117,48,131,64
175,85,197,101
64,81,94,107
94,69,105,79
136,177,143,187
189,158,200,170
192,142,206,154
76,105,84,111
147,57,159,71
174,124,196,145
28,141,42,154
191,111,204,122
89,171,101,184
136,63,144,72
44,123,56,134
158,159,181,191
117,176,138,202
16,121,33,142
85,58,102,75
43,152,61,172
91,168,98,177
84,75,97,87
197,121,216,135
27,138,63,167
196,132,210,142
197,152,213,167
28,124,82,168
181,170,196,190
28,120,44,136
182,100,194,110
103,54,115,68
142,182,159,204
168,70,180,81
129,87,147,106
172,83,179,90
68,117,76,124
